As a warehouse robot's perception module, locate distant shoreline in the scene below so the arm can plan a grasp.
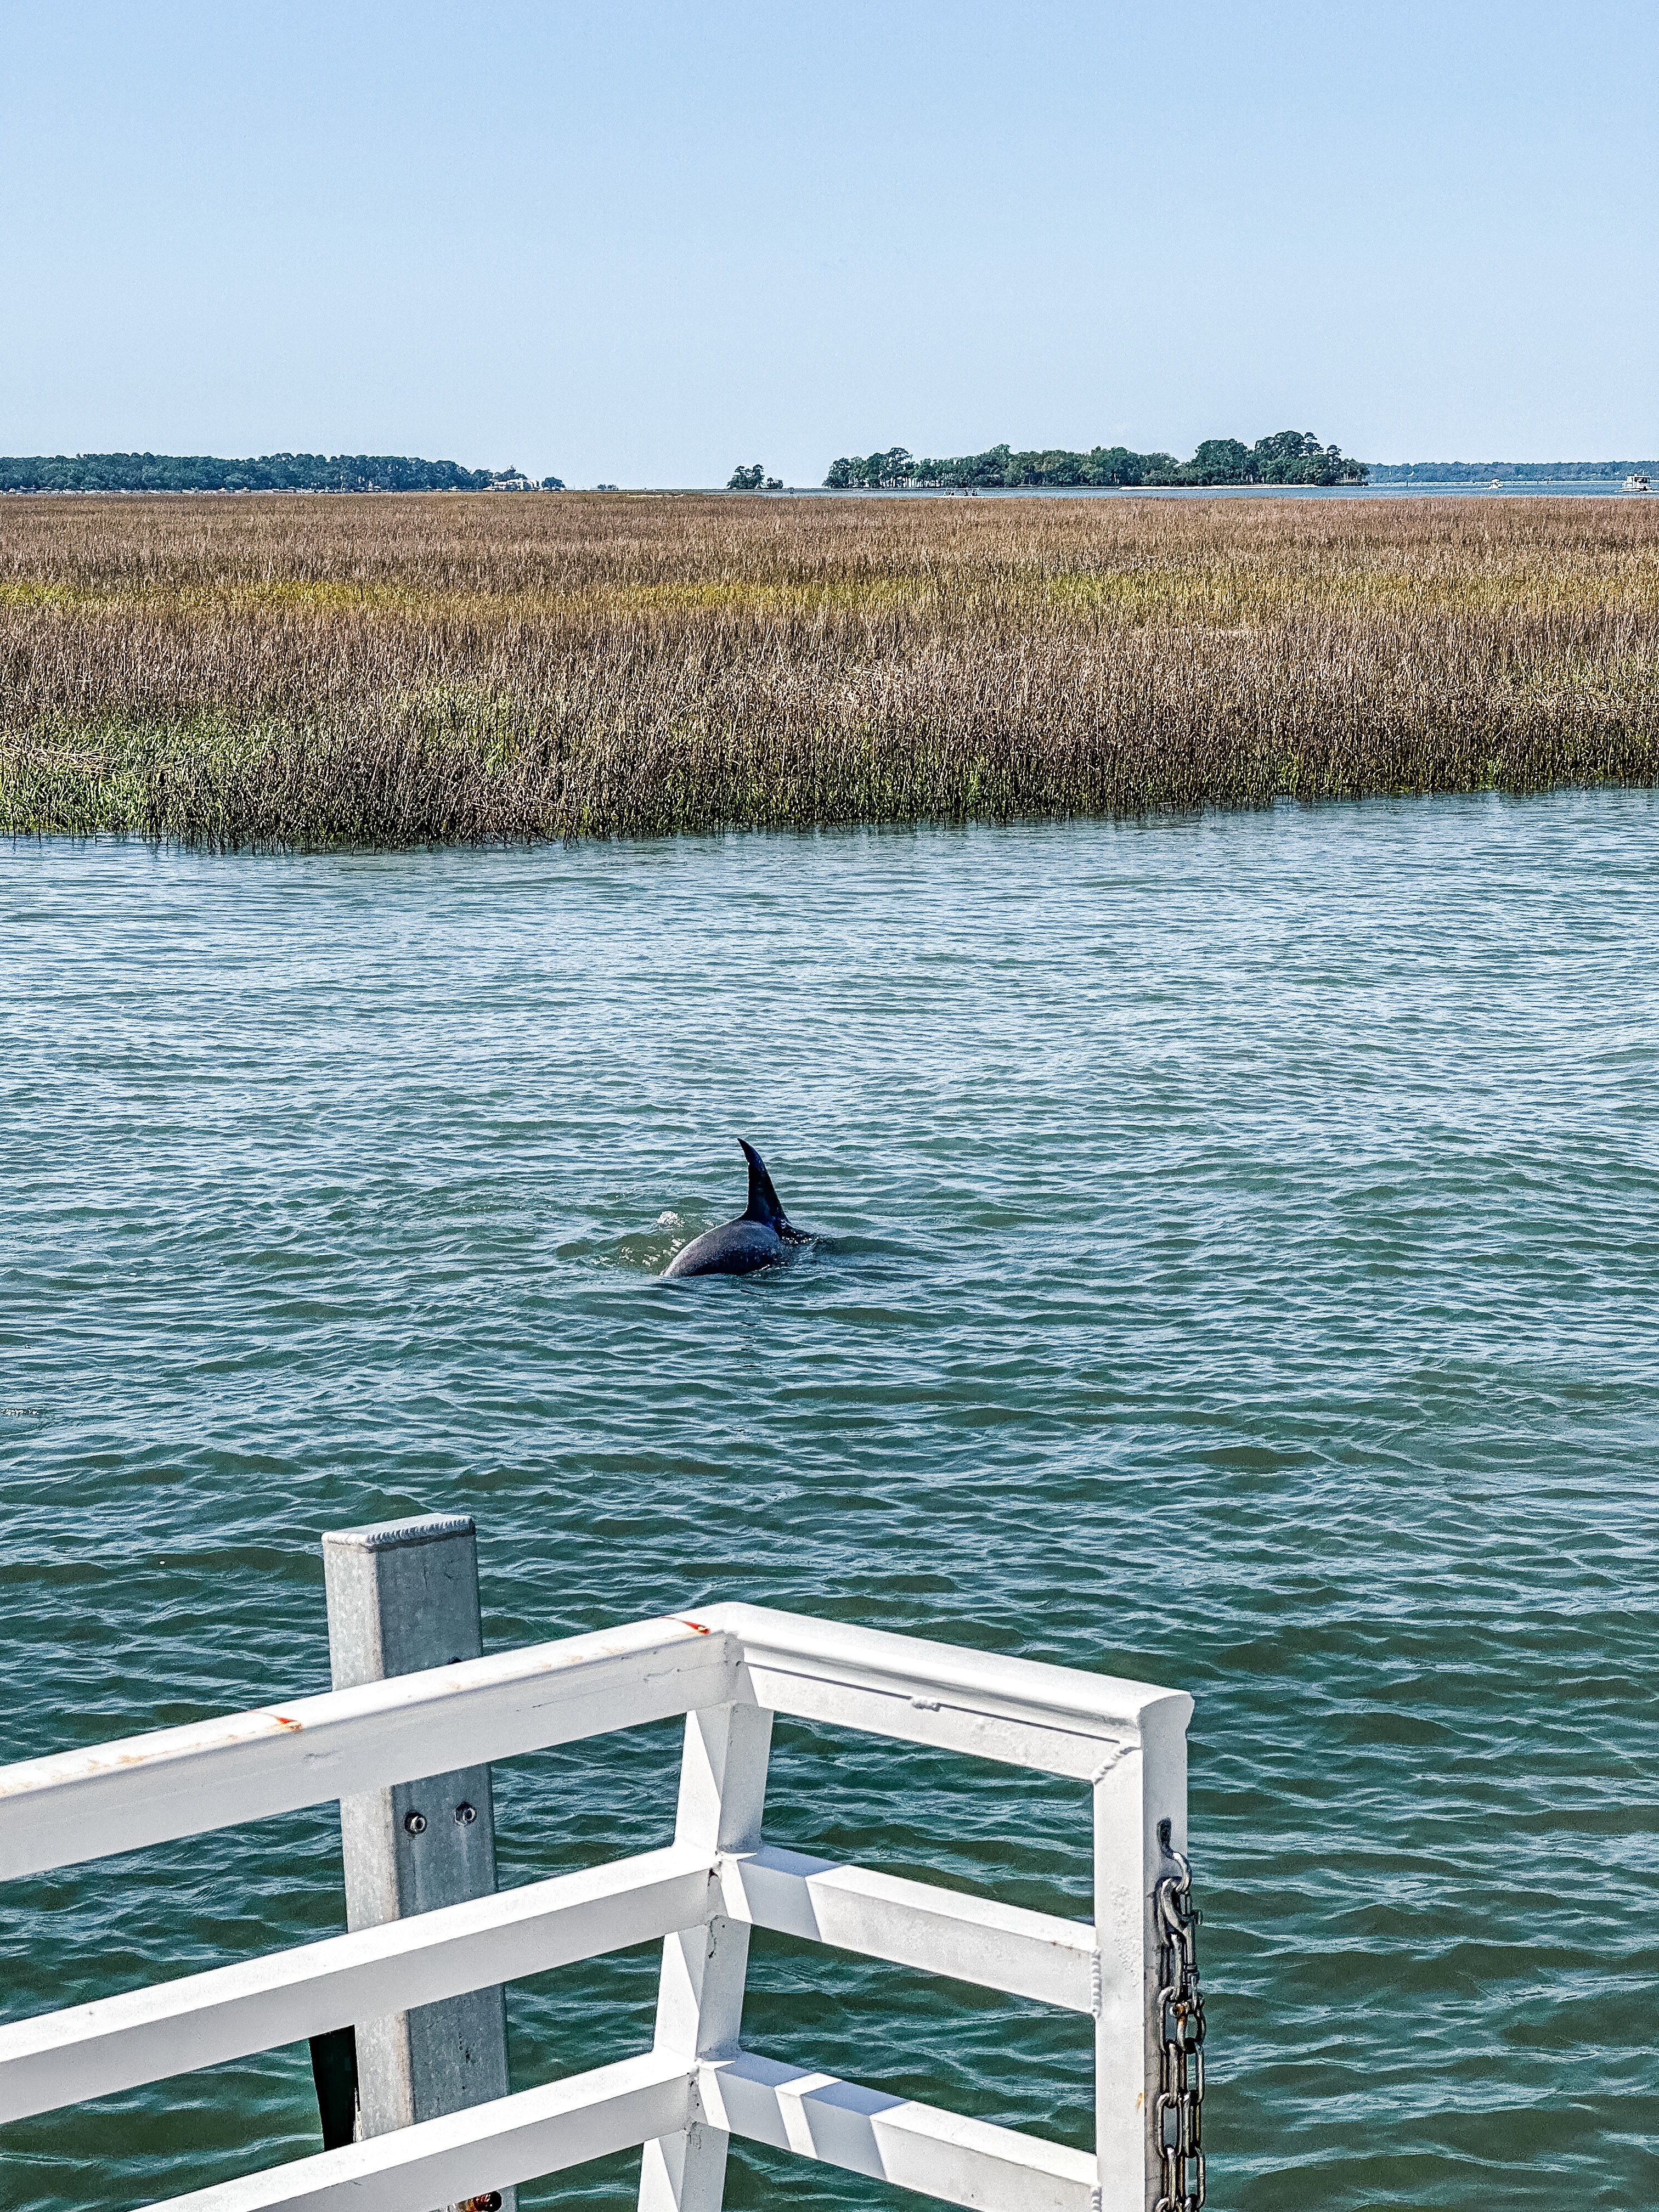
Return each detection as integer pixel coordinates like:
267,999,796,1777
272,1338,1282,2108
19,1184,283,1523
2,456,1651,498
810,480,1651,501
1,480,1652,503
1365,464,1655,486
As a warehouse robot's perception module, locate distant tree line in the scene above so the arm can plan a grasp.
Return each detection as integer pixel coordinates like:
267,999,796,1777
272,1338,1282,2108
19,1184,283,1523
1365,459,1657,483
824,431,1366,490
727,463,783,490
0,453,560,494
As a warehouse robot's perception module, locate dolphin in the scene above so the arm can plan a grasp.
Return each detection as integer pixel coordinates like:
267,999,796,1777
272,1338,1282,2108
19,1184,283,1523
661,1140,810,1279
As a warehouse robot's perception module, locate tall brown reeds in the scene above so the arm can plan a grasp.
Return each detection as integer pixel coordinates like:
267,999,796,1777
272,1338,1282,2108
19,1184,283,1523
2,491,1656,847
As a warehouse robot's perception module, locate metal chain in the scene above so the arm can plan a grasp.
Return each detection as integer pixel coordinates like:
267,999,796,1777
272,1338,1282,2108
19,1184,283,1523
1153,1821,1206,2212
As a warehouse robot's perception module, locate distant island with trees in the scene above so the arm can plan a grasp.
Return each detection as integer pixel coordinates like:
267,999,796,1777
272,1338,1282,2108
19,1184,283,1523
10,447,1652,500
823,431,1367,490
0,452,565,493
1364,459,1657,484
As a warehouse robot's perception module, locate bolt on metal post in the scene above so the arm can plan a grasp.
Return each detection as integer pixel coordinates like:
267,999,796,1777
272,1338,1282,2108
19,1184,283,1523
321,1511,514,2212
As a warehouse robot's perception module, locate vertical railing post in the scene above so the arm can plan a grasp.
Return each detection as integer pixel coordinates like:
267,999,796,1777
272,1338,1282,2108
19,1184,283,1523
1093,1695,1191,2211
639,1699,774,2212
321,1511,515,2210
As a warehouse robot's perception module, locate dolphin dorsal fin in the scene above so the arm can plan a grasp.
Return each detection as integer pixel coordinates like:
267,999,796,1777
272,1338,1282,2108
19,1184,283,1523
738,1138,787,1228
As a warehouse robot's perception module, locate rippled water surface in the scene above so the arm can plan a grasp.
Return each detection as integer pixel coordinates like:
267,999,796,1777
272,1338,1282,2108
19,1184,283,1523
3,794,1657,2211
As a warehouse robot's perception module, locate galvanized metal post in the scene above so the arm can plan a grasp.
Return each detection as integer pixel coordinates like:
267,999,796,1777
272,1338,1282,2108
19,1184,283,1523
322,1511,514,2208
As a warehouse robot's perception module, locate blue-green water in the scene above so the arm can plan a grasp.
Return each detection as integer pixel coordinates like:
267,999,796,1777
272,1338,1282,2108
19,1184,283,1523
3,793,1656,2211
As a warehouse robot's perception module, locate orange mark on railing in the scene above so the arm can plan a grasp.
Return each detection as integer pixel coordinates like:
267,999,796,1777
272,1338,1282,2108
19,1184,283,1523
678,1618,712,1635
270,1714,304,1730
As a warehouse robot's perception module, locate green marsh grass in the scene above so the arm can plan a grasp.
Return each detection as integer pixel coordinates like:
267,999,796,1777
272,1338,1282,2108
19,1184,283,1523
2,491,1657,847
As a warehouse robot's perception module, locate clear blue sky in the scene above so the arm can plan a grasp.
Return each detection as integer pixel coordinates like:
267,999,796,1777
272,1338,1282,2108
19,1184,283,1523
2,2,1654,486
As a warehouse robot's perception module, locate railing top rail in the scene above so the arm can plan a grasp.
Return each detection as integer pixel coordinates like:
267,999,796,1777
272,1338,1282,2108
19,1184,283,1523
0,1607,1190,1884
706,1601,1189,1736
0,1616,726,1884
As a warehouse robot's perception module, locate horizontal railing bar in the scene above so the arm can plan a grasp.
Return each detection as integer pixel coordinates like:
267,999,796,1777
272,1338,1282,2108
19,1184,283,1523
0,1837,1099,2124
0,1610,1188,1882
700,2050,1098,2212
138,2051,692,2211
707,1601,1184,1734
136,2045,1091,2212
0,1618,735,1882
705,1601,1188,1779
0,1837,1099,2125
721,1845,1097,2013
0,1847,715,2124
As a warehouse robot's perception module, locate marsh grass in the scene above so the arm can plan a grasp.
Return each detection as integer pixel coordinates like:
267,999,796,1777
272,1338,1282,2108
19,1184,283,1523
3,492,1657,847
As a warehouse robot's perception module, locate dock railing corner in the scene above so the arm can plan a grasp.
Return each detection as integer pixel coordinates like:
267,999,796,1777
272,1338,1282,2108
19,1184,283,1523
0,1517,1203,2212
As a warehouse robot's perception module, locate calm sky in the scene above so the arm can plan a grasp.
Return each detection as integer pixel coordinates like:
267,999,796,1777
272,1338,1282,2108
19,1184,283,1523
2,2,1654,486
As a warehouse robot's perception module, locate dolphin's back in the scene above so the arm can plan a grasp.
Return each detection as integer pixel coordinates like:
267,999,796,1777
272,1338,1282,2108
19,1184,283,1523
662,1217,787,1279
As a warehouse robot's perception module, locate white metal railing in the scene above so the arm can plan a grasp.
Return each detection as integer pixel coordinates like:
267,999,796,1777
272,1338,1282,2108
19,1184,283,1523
0,1602,1193,2212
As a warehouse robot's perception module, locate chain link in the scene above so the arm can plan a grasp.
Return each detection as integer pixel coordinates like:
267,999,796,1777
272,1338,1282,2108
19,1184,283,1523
1153,1820,1205,2212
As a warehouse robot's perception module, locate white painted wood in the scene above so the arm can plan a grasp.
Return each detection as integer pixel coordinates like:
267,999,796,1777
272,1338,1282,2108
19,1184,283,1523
3,1601,1190,2212
0,1619,737,1882
703,1603,1183,1735
720,1845,1097,2012
736,1669,1127,1779
698,2051,1098,2212
137,2052,693,2212
1092,1707,1188,2212
639,1702,774,2212
702,1602,1189,1780
0,1848,715,2124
